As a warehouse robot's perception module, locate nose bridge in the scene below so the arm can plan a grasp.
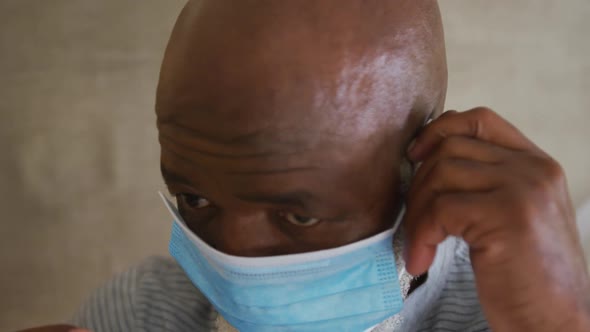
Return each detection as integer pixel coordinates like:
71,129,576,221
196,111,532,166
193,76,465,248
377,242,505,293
212,207,285,256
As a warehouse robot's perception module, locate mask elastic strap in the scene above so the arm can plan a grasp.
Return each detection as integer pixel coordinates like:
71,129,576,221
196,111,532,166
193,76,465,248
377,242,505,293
392,205,406,283
398,267,407,281
391,205,405,235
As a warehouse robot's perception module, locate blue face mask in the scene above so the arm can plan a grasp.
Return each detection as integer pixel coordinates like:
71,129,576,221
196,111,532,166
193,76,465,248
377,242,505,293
160,192,404,332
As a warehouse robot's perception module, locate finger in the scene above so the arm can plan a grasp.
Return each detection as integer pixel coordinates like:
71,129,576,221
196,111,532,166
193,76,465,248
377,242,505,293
406,158,502,210
405,191,499,275
404,159,502,274
408,107,538,161
408,136,510,197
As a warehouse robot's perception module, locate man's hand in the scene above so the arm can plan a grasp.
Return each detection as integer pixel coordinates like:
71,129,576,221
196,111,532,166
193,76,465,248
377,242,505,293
404,107,590,331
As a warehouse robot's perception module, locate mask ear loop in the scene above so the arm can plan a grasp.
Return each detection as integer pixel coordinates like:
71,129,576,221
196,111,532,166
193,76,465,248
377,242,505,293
391,204,406,281
391,197,409,282
398,114,434,205
391,204,405,235
395,119,426,280
398,267,408,282
396,116,434,282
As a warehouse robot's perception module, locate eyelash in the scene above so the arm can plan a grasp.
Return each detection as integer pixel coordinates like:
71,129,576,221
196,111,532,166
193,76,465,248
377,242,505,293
178,193,211,209
176,193,322,227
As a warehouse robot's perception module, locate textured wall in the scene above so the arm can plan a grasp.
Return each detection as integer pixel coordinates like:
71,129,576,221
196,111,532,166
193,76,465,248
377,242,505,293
1,0,589,330
0,1,185,329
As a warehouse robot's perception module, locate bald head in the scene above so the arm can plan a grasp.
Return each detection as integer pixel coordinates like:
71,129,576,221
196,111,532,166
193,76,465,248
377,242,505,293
156,0,447,257
157,0,446,147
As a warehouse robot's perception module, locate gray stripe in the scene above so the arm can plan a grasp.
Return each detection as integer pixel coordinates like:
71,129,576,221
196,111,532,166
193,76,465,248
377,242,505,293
92,282,106,332
445,279,475,284
137,290,215,326
449,270,475,275
116,273,133,331
121,265,134,330
139,284,210,304
100,277,116,332
123,268,138,328
428,308,484,317
109,277,124,332
136,304,206,331
435,296,484,307
428,317,481,325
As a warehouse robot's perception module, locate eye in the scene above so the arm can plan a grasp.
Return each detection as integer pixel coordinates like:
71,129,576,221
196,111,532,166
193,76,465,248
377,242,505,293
178,193,211,209
281,212,321,227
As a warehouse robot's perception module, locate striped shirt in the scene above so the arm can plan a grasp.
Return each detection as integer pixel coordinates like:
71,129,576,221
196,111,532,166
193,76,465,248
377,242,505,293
71,237,489,331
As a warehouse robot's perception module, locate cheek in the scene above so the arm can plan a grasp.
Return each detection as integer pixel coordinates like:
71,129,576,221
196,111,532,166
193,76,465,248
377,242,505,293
320,168,399,230
325,184,399,242
177,202,217,246
297,209,394,248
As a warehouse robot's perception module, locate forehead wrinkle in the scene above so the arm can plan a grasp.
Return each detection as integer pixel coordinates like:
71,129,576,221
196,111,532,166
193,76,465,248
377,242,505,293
161,163,193,186
159,114,321,155
234,190,316,210
156,1,447,178
159,130,276,160
157,108,266,146
226,166,320,176
159,128,323,177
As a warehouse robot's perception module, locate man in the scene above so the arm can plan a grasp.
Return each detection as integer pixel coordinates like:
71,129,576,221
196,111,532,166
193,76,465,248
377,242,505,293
25,0,590,331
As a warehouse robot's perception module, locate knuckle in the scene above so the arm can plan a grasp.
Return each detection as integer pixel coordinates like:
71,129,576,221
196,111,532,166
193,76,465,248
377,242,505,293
528,175,553,197
440,110,458,118
430,159,453,181
525,155,564,195
505,156,565,231
471,107,497,121
430,194,477,236
540,156,565,183
467,107,497,138
509,192,542,227
438,136,462,155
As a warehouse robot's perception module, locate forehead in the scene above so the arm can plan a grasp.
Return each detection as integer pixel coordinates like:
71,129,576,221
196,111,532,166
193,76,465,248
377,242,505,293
155,0,441,177
155,52,414,166
158,116,382,178
155,3,425,143
159,127,398,220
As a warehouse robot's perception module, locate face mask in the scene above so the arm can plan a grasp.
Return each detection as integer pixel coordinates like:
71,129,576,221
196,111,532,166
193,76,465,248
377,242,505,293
160,192,405,332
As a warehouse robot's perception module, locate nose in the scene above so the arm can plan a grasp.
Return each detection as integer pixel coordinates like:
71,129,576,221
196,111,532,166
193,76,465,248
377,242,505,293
210,210,287,257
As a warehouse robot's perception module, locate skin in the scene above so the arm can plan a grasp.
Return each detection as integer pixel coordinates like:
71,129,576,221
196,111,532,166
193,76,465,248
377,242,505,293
405,108,590,330
156,0,446,256
26,0,590,330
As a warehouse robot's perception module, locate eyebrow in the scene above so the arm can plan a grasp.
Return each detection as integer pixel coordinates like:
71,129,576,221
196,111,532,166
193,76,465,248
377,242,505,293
226,166,318,176
234,190,315,209
162,164,321,210
161,164,193,185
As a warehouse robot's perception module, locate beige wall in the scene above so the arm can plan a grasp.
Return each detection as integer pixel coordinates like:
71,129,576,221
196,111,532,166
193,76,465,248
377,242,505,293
1,1,589,330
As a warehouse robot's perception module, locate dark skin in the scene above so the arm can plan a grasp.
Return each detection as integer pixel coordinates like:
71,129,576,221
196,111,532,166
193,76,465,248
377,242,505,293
26,0,590,331
156,0,445,256
405,108,590,330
